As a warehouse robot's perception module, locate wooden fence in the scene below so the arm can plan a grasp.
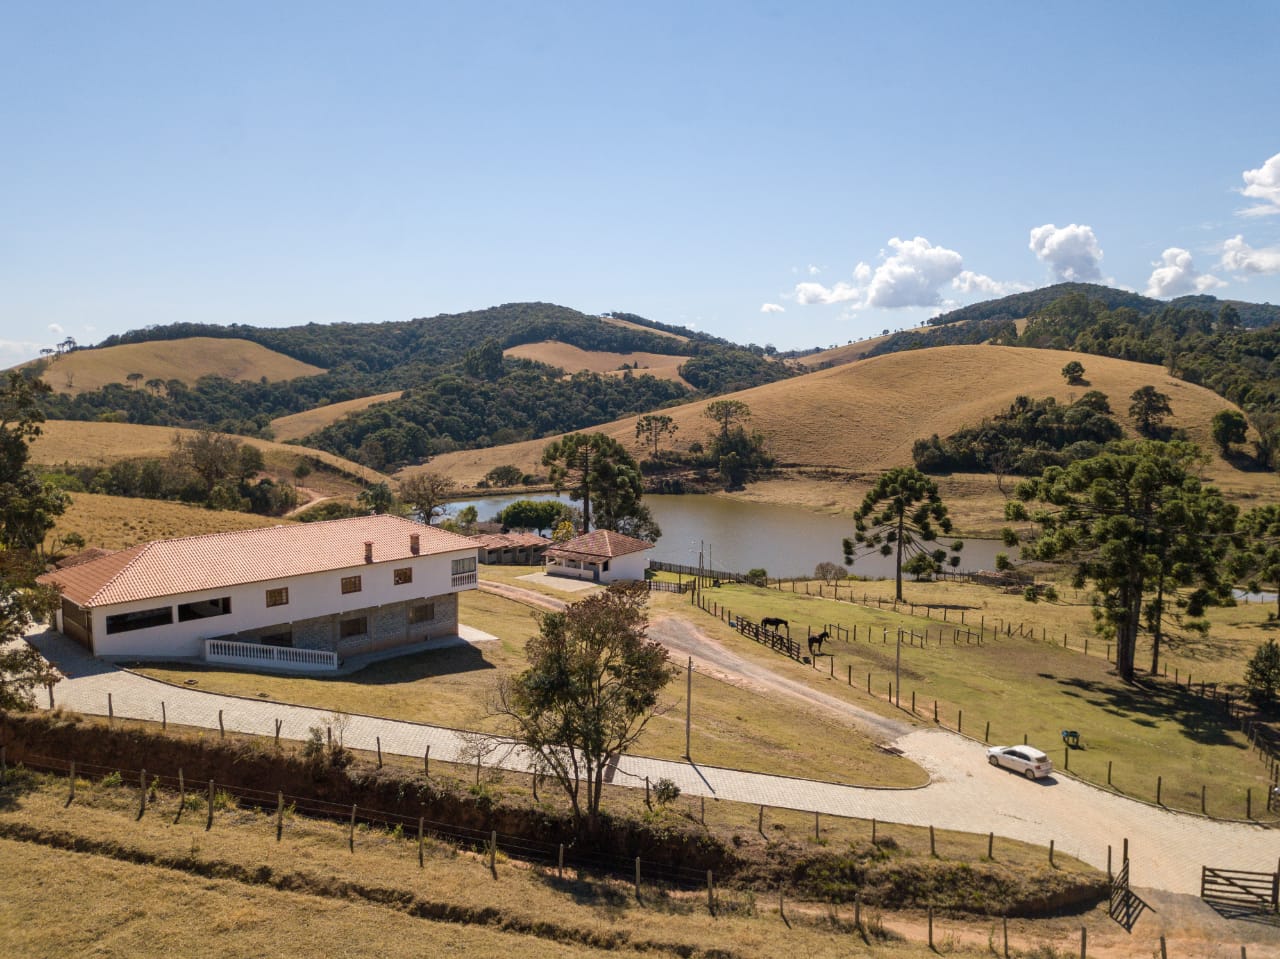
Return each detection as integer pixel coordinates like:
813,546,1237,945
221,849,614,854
1201,866,1279,914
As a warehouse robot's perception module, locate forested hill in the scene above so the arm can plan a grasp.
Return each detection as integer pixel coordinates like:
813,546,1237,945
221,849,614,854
928,283,1280,330
40,303,793,470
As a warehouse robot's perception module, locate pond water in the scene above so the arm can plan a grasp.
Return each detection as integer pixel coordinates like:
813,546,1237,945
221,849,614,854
446,492,1019,580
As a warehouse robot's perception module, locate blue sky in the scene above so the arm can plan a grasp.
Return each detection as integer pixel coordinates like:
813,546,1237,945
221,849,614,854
4,2,1280,366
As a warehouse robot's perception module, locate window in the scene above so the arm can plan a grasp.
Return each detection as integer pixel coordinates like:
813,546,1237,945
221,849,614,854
105,606,173,635
265,588,289,608
394,567,413,585
408,603,435,625
451,556,477,576
178,597,231,622
341,575,362,594
339,616,367,639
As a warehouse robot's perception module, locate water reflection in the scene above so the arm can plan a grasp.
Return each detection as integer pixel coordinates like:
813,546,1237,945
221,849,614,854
447,492,1019,580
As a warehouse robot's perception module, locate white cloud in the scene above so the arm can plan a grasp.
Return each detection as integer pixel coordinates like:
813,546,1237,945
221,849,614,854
1240,152,1280,217
807,264,821,276
951,270,1031,297
48,323,64,336
1144,248,1224,297
794,280,863,305
1028,223,1104,282
1219,235,1280,275
861,236,964,308
760,302,786,314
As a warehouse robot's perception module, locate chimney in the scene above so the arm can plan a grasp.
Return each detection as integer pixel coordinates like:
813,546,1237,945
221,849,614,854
364,541,373,564
410,533,420,555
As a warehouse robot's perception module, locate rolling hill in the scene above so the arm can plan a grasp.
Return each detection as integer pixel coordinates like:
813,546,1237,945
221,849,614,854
270,391,405,442
35,337,325,395
31,421,390,489
503,341,692,386
412,345,1257,497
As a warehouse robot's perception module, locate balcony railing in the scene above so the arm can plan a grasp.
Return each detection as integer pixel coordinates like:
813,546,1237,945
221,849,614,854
451,571,477,588
204,639,337,672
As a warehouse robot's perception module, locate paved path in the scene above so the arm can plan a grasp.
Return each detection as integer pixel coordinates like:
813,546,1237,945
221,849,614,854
22,623,1279,899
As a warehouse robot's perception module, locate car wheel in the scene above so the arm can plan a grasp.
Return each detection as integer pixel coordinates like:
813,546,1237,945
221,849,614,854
988,756,999,766
1024,768,1036,780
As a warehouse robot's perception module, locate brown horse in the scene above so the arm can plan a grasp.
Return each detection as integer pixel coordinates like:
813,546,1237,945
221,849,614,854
761,616,789,636
808,631,830,657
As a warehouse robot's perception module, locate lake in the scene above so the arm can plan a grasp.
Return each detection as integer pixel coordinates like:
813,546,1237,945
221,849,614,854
447,492,1019,580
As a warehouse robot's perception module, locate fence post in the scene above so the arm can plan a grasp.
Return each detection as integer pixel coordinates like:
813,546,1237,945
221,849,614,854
161,701,166,731
424,745,430,777
707,870,714,914
349,804,356,852
418,816,424,867
558,842,564,878
1049,839,1055,867
274,718,281,746
490,830,497,875
987,831,993,859
138,768,147,817
276,790,283,841
176,769,184,821
376,736,382,768
958,709,962,734
929,824,936,857
759,804,764,834
1106,844,1111,881
1157,776,1162,806
985,721,990,743
1107,760,1112,786
635,857,641,900
1080,926,1086,959
108,692,113,725
218,709,224,739
206,779,214,830
814,811,820,840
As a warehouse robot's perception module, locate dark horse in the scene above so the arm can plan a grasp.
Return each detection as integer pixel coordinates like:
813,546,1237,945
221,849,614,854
808,631,830,657
761,616,789,636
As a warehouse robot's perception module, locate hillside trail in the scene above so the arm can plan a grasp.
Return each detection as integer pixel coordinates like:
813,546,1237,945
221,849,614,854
285,487,331,516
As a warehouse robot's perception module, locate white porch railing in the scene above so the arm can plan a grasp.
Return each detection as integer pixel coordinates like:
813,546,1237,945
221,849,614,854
204,639,338,672
451,571,477,587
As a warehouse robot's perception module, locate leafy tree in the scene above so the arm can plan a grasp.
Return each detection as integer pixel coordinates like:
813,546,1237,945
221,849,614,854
489,583,673,835
0,372,69,551
499,499,574,534
1244,639,1280,704
357,481,396,515
1128,386,1173,438
843,467,957,601
814,561,846,585
703,399,751,438
398,471,455,524
485,465,524,487
0,373,65,708
462,338,505,381
126,372,144,389
1061,360,1085,385
172,429,243,495
634,414,677,457
1232,505,1280,620
1210,409,1247,455
1010,441,1235,683
542,433,658,540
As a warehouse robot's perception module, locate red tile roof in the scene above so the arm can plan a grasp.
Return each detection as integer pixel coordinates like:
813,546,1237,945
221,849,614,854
37,515,476,608
544,529,654,562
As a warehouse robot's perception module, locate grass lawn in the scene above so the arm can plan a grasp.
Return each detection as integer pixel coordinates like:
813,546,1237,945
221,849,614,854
671,580,1278,819
134,589,924,787
0,769,1111,959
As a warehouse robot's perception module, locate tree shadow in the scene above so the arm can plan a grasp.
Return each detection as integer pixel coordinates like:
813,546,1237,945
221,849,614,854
1055,676,1239,747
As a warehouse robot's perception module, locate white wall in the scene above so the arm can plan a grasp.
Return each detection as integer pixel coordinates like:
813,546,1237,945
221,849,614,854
603,552,649,583
89,546,477,659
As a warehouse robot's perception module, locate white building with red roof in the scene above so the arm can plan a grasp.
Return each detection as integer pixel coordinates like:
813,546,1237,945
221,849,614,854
36,515,479,670
543,529,654,584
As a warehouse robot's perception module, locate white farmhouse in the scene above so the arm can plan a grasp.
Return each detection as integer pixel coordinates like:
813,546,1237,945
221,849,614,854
543,529,653,584
37,515,479,670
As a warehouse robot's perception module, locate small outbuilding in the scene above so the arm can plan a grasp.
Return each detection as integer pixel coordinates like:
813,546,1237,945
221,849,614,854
543,529,653,584
471,531,553,565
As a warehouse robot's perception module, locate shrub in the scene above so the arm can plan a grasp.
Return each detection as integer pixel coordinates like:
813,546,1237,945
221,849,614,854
1245,638,1280,704
653,777,681,806
746,568,768,587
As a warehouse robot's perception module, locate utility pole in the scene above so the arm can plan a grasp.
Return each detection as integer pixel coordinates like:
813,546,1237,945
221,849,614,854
685,657,693,759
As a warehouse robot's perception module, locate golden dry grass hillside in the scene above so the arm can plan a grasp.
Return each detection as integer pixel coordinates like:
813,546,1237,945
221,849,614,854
270,391,405,442
32,338,325,395
412,345,1257,498
788,332,898,369
55,492,289,549
504,340,691,386
600,315,688,341
31,421,390,489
